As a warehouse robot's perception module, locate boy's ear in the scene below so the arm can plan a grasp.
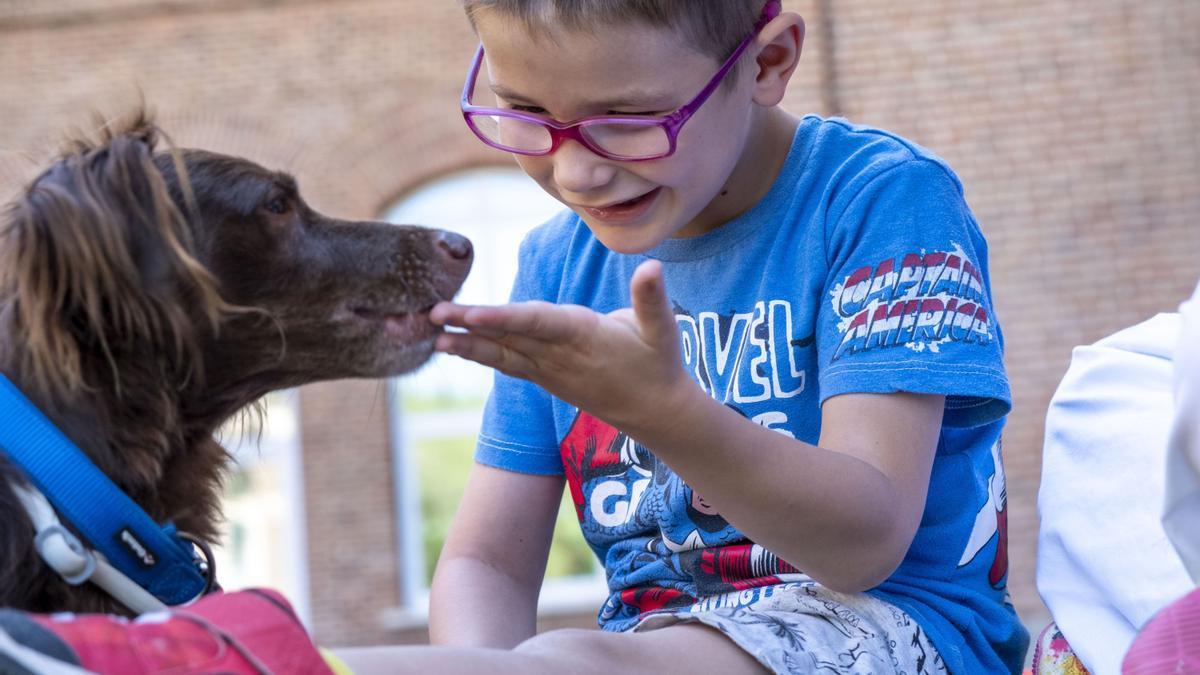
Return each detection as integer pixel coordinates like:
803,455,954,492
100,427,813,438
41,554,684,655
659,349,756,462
752,12,805,107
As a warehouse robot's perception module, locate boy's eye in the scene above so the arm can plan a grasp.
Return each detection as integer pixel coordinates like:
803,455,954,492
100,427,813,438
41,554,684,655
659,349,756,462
511,104,547,115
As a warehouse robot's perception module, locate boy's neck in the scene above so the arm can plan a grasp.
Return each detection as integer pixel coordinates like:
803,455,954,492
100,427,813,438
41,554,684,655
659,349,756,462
678,107,800,239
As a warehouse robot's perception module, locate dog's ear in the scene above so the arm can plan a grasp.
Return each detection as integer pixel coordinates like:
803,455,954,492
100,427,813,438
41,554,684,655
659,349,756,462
62,109,160,156
0,117,229,404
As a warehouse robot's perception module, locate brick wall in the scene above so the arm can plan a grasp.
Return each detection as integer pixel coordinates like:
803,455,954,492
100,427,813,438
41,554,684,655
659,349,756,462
815,0,1200,632
2,0,1197,648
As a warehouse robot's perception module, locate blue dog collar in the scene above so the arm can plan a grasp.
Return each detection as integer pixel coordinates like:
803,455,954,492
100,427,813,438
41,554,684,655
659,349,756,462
0,373,208,606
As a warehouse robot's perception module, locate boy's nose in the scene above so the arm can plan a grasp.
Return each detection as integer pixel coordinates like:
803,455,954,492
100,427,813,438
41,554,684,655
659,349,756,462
550,139,617,195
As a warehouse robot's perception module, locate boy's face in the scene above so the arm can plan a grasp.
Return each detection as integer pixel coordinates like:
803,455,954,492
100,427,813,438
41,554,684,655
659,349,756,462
472,10,768,254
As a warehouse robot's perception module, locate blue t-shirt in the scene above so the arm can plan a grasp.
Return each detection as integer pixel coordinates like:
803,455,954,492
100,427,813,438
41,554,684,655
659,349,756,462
476,116,1029,674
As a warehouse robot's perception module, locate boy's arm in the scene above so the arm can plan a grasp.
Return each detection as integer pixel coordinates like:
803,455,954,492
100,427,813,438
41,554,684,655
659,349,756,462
432,261,941,593
637,383,944,592
428,463,563,648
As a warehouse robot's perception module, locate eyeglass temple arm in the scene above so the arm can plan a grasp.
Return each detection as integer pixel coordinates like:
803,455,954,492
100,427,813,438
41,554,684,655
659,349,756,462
664,0,783,128
462,44,485,106
464,0,781,116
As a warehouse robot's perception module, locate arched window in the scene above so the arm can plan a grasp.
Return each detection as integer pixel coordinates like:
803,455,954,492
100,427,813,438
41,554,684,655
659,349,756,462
381,167,605,624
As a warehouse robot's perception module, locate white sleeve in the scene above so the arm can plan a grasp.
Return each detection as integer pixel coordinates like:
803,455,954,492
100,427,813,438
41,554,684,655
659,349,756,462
1036,313,1194,675
1164,280,1200,583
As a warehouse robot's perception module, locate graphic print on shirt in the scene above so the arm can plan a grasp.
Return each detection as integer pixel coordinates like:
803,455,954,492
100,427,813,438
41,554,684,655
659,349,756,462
559,411,652,529
673,299,813,437
958,440,1009,588
830,243,993,360
560,405,808,621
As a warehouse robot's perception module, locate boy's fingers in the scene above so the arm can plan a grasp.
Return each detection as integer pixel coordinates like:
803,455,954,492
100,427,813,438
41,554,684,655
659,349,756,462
436,332,536,376
434,301,577,342
430,301,472,327
630,260,675,345
487,330,547,358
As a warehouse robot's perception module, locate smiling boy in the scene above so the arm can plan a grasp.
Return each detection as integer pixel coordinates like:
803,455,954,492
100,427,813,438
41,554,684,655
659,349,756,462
406,1,1029,673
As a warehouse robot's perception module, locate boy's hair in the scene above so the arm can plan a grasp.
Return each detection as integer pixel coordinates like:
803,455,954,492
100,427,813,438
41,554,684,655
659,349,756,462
462,0,767,65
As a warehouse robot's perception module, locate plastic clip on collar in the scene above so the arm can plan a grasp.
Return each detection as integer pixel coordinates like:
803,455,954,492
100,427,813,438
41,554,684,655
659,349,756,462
13,482,168,615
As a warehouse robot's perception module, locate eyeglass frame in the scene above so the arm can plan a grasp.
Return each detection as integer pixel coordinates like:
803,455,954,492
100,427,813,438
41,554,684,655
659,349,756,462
460,0,782,162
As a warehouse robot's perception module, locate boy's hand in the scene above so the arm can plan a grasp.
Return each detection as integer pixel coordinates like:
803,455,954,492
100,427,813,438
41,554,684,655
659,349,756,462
430,260,691,433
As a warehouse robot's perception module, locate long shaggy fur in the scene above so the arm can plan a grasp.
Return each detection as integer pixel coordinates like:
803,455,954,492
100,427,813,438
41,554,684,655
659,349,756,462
0,111,472,614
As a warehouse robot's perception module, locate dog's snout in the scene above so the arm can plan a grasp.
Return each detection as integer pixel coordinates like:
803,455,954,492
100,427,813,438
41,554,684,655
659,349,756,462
436,231,473,262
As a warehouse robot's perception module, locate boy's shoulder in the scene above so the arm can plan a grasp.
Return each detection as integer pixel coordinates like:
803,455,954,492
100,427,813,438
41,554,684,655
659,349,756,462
511,207,592,298
522,207,582,244
798,115,964,192
518,207,588,263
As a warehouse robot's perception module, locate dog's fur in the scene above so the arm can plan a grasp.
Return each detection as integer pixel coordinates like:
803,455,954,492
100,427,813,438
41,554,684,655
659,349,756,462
0,113,472,614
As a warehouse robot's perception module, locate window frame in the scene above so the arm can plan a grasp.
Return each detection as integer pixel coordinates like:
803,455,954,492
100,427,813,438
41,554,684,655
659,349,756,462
379,167,608,629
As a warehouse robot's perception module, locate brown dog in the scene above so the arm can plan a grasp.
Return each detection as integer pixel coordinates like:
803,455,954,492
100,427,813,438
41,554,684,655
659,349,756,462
0,112,472,614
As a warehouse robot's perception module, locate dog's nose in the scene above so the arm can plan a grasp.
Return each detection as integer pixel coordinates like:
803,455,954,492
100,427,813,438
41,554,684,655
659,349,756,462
436,231,473,261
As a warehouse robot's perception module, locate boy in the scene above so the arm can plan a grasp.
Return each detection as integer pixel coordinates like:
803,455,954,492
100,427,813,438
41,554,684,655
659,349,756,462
410,0,1026,672
0,1,1026,673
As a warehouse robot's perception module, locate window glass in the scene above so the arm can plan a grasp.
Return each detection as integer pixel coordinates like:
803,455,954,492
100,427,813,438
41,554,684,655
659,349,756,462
214,391,310,625
383,168,604,604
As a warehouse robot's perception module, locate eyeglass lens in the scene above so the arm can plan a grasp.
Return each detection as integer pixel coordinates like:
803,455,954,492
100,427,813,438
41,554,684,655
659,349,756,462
469,114,672,159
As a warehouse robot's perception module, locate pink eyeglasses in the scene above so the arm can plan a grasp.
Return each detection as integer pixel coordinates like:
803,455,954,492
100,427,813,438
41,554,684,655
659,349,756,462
460,0,782,162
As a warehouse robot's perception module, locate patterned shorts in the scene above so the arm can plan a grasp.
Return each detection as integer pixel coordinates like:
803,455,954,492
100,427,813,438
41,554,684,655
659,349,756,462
633,582,947,675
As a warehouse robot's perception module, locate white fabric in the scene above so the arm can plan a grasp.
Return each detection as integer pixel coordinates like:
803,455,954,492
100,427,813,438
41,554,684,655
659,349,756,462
1036,312,1194,675
1164,281,1200,581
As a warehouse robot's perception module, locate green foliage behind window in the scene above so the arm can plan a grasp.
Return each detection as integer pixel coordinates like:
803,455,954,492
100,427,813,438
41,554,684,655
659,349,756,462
413,429,596,585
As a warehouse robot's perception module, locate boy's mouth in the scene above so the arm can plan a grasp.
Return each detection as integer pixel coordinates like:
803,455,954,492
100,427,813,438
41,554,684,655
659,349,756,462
582,188,661,222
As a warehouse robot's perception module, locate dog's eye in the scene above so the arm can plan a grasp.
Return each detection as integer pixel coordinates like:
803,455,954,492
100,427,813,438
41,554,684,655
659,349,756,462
265,197,289,215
